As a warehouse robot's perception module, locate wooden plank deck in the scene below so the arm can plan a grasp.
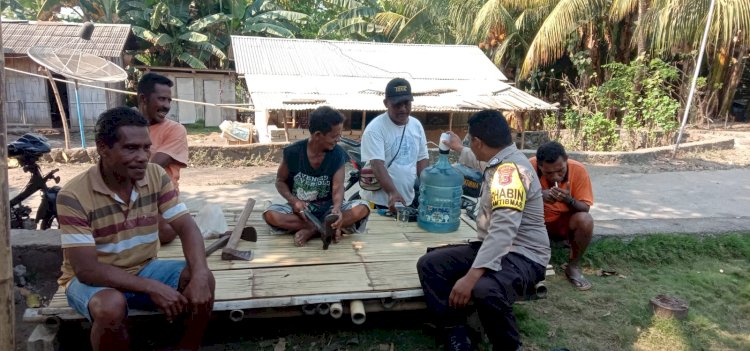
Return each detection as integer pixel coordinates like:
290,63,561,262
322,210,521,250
31,209,481,320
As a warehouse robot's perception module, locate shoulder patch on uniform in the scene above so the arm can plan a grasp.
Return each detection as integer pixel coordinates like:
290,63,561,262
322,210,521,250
490,163,526,211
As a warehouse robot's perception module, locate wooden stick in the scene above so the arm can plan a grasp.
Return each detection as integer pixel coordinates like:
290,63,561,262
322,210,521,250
0,16,17,350
448,112,454,131
282,111,289,142
44,69,70,150
361,111,366,131
224,198,256,251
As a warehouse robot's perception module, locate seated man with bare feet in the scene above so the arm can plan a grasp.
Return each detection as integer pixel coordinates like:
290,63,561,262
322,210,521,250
529,141,595,291
263,106,370,248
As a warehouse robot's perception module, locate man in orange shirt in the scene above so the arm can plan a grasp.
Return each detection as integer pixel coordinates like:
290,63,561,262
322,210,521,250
138,73,189,244
529,141,594,291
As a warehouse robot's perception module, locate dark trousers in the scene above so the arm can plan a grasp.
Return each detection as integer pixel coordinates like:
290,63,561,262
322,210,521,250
416,243,545,350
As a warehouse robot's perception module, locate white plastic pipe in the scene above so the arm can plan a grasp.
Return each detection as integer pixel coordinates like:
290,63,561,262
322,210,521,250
350,300,366,325
535,281,548,299
229,309,244,322
316,303,331,315
302,304,317,315
381,297,397,309
330,302,344,319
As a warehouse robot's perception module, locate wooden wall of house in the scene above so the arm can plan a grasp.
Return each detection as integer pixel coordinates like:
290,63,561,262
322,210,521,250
68,81,108,129
3,56,51,127
156,72,237,126
4,56,127,129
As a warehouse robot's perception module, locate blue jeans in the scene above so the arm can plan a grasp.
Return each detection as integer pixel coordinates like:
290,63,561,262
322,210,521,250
65,259,186,321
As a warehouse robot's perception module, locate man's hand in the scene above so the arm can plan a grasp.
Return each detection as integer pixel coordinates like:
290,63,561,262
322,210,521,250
449,274,480,308
542,189,557,204
147,280,188,322
550,187,572,203
442,131,464,152
182,270,214,313
388,192,407,213
291,199,309,215
330,207,343,242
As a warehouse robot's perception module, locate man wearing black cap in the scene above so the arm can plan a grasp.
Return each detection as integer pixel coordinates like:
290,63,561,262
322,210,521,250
359,78,429,212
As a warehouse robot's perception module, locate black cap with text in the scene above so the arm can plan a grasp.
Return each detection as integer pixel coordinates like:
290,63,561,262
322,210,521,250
384,78,414,104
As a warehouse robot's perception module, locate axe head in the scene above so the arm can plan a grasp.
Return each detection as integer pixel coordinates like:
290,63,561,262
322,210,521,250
221,247,254,261
240,226,257,242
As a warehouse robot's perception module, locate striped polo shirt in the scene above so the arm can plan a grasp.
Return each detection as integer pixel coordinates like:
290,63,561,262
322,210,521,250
57,163,189,287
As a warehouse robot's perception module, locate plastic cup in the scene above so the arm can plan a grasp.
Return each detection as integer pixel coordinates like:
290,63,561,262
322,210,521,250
439,132,451,152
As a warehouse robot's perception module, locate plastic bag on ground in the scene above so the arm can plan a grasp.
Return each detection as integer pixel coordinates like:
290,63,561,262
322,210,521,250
194,204,228,239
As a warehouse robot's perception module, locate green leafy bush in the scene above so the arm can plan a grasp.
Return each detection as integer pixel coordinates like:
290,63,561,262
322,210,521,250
557,58,681,151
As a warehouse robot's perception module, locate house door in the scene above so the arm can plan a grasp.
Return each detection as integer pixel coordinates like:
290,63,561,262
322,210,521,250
203,80,221,127
174,77,196,124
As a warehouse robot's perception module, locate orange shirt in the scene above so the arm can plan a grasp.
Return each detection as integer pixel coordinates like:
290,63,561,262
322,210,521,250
148,119,188,189
528,157,594,223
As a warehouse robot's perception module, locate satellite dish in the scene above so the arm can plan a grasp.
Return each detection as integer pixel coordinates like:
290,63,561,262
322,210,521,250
25,22,128,149
27,46,127,83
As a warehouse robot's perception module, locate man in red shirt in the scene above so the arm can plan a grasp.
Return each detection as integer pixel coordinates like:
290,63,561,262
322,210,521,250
529,141,594,291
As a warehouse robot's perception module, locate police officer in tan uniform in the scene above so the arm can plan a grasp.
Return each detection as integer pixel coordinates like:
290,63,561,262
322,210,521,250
417,110,551,351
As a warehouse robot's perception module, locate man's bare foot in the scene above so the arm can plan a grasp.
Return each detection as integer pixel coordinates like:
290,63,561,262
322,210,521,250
294,229,317,247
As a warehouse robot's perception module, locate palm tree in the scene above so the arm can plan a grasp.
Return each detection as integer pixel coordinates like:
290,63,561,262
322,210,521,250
319,0,450,43
633,0,750,120
437,0,749,120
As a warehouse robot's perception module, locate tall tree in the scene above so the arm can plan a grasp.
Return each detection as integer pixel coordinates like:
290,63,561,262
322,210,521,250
319,0,451,43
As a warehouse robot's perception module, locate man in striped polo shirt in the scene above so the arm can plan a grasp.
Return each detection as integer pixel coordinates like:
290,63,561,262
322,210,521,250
57,107,214,351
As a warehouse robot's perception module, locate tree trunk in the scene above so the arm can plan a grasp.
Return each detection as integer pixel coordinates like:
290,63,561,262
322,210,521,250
717,42,748,125
637,0,648,57
0,16,17,351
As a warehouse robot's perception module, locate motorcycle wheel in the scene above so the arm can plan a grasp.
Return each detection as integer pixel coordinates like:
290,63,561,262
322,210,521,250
38,215,58,230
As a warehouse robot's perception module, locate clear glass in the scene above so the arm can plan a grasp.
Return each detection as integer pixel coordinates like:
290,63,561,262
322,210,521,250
395,204,409,227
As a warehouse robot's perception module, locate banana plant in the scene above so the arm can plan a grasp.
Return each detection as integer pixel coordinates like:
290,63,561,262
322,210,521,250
122,0,229,68
224,0,309,38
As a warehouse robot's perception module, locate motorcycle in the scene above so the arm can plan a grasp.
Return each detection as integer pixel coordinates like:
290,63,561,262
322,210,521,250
8,134,61,230
338,137,364,201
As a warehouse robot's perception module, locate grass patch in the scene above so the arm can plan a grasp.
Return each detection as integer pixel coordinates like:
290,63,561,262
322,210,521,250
519,233,750,351
185,119,221,135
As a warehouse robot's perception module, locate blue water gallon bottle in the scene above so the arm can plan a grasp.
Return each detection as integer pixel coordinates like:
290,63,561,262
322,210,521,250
418,133,464,233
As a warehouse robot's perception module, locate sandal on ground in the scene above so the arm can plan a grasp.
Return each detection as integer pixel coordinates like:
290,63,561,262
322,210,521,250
562,264,592,291
322,214,339,250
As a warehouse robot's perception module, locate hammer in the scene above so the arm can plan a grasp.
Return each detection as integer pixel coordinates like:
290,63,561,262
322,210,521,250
221,198,256,261
205,227,257,257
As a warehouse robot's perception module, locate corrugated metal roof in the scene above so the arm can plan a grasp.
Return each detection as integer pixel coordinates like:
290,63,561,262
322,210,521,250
231,36,507,81
231,36,556,111
2,21,131,58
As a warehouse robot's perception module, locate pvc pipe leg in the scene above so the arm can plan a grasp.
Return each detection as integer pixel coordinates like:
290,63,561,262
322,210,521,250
350,300,366,325
330,302,343,319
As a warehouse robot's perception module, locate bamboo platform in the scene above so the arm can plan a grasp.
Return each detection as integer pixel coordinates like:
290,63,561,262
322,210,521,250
25,209,553,323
